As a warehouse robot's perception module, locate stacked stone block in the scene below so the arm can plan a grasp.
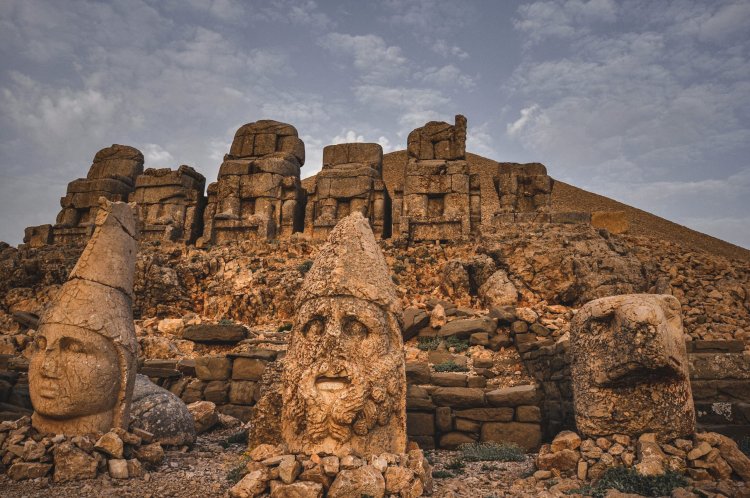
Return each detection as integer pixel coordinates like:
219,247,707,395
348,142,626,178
399,115,480,241
24,145,144,246
493,162,554,224
129,165,206,243
304,143,391,240
201,120,305,244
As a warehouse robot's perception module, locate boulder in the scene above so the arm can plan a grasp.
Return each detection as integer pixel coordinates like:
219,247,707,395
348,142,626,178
438,318,496,339
328,465,385,498
53,441,98,482
129,374,196,446
8,462,52,481
270,481,323,498
187,400,219,434
195,356,232,380
402,308,429,341
478,270,518,307
183,324,247,343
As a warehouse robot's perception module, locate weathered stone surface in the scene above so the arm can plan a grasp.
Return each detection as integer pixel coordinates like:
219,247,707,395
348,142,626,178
195,356,232,380
438,318,496,339
252,214,406,457
328,465,385,498
129,374,196,446
183,324,246,343
229,468,269,497
402,308,429,341
454,407,514,422
591,211,629,234
536,448,580,472
232,358,268,381
480,422,542,451
187,400,219,434
486,384,540,407
570,294,695,440
108,458,129,479
270,481,323,498
478,269,518,307
305,143,390,240
29,200,138,435
431,387,485,408
202,120,304,244
407,412,435,436
550,431,582,452
8,462,52,481
439,431,477,449
53,441,98,482
133,442,165,467
95,431,124,458
405,362,431,385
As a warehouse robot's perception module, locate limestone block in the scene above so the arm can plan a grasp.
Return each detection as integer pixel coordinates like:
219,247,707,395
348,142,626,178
240,172,283,198
591,211,629,234
480,422,542,451
277,136,305,165
570,294,695,440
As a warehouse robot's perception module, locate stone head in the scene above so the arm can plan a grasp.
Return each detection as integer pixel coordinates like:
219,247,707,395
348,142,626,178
570,294,695,440
281,212,406,456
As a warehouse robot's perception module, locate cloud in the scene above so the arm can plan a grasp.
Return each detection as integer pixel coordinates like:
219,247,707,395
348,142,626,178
332,130,364,144
321,33,409,83
506,104,540,137
142,144,176,167
514,0,617,45
417,64,476,89
698,1,750,42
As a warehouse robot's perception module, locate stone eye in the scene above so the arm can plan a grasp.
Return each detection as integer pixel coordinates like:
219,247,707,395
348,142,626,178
302,317,325,338
60,337,85,354
35,336,47,351
344,318,368,338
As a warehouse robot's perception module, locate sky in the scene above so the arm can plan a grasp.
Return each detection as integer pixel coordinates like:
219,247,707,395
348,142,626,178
1,0,749,248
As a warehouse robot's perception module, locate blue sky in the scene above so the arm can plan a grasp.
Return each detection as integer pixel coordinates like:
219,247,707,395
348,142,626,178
1,0,748,248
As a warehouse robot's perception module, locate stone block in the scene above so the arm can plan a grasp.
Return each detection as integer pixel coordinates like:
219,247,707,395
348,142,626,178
183,324,246,343
229,381,257,405
232,357,268,381
454,407,514,422
486,385,541,407
481,422,542,451
203,381,229,404
591,211,629,234
407,412,435,436
438,318,496,339
195,356,232,381
431,387,485,408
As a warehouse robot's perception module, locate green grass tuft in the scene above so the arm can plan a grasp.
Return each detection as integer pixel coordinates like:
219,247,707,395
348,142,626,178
433,360,469,372
417,336,441,351
444,336,470,352
565,467,688,498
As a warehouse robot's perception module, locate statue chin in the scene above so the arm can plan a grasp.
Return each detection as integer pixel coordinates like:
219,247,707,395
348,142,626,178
32,410,115,435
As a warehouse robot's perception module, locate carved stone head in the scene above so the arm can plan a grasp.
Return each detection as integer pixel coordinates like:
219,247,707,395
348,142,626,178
570,294,695,440
30,199,138,435
281,212,406,456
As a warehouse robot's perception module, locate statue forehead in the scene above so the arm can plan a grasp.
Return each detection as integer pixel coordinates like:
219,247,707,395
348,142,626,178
37,323,116,347
297,295,388,317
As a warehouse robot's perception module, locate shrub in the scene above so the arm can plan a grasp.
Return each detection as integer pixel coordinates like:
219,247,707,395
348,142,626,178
226,456,249,483
460,442,526,462
219,318,235,326
219,430,249,449
417,337,441,351
392,262,407,274
445,458,465,474
277,323,293,332
433,361,468,373
444,336,470,353
566,467,688,498
432,470,453,479
297,260,313,275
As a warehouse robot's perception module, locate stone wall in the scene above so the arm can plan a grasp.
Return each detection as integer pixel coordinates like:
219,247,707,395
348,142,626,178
130,165,206,243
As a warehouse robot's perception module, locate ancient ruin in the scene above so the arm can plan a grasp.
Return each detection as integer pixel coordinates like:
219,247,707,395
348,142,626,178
24,145,144,247
570,294,696,440
200,120,305,244
28,198,138,435
397,115,480,241
494,162,554,223
282,212,406,455
304,143,391,240
130,165,206,243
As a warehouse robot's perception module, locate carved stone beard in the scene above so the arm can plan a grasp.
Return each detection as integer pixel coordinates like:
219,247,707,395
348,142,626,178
283,347,402,452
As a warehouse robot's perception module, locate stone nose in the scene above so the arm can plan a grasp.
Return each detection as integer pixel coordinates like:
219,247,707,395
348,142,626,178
40,349,61,378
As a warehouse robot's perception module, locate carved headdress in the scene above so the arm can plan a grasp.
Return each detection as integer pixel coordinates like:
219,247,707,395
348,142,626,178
296,211,402,319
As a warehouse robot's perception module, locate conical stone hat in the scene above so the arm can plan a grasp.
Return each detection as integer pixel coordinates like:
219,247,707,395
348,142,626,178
297,212,402,318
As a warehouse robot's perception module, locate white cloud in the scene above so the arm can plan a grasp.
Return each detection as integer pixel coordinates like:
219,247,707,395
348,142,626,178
332,130,364,144
418,65,476,89
506,104,540,137
321,33,409,83
142,144,176,167
698,1,750,42
514,0,617,45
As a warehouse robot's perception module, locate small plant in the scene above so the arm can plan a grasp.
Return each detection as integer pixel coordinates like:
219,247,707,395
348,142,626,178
392,262,407,274
226,456,250,483
297,260,313,275
433,360,468,373
445,458,466,474
417,336,441,351
480,463,497,471
277,323,293,332
432,469,453,479
218,318,235,326
566,467,688,498
460,442,525,462
444,336,470,353
219,430,248,448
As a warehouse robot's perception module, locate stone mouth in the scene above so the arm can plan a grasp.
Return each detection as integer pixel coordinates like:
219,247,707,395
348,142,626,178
315,376,350,391
37,382,60,398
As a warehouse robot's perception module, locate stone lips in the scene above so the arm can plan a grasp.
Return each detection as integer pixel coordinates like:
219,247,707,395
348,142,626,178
570,293,696,441
29,199,138,435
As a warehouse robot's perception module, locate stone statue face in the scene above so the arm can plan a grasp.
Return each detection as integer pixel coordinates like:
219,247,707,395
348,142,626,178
29,324,120,419
570,294,695,440
282,295,404,454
